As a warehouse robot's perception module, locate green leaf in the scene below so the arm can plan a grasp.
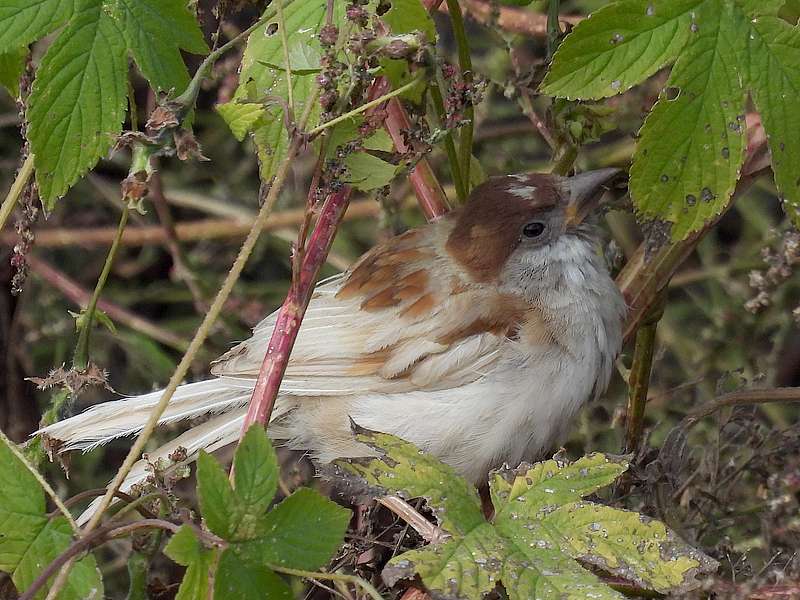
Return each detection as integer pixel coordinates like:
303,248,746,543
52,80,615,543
164,525,216,600
239,488,350,571
0,439,103,600
544,0,800,237
0,0,73,50
490,454,629,518
196,450,244,540
744,16,800,222
629,0,746,239
111,0,208,93
237,0,328,180
216,101,267,141
333,431,718,600
27,0,128,206
0,47,26,97
343,152,399,191
542,502,718,594
214,548,292,600
542,0,702,100
233,425,279,521
383,0,437,41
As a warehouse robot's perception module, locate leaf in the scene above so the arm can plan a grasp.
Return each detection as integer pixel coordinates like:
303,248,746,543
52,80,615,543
0,438,103,599
233,425,279,521
238,488,351,571
237,0,328,180
214,547,292,600
541,0,702,100
216,101,267,141
629,0,747,239
542,502,717,594
333,430,718,600
383,0,437,41
0,0,73,50
543,0,800,237
743,16,800,221
164,525,217,600
111,0,208,93
343,152,399,191
0,47,26,97
27,0,128,206
196,450,244,540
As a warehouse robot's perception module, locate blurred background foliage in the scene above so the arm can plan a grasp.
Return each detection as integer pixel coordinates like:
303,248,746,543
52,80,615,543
0,0,798,596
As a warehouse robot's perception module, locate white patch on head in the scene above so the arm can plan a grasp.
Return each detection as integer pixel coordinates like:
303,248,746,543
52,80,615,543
509,185,537,198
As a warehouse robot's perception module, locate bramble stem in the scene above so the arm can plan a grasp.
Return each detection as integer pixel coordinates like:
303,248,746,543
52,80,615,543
267,564,383,600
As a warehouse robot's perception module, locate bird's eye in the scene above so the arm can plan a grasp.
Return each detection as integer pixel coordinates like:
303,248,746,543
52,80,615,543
522,221,546,238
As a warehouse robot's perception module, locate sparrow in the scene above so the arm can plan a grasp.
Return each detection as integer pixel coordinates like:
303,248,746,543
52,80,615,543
41,168,626,507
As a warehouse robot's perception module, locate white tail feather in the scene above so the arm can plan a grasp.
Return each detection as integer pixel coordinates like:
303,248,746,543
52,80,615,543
76,408,247,525
38,378,254,451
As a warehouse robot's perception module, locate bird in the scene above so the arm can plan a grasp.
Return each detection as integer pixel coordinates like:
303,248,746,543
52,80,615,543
40,168,626,510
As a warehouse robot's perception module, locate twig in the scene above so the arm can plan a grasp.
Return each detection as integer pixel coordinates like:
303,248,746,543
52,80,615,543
20,519,183,600
2,199,392,248
0,152,34,232
448,0,582,38
72,205,130,370
429,75,467,202
267,564,383,600
378,495,450,544
0,430,78,533
275,0,294,116
27,255,191,352
307,74,425,137
684,388,800,425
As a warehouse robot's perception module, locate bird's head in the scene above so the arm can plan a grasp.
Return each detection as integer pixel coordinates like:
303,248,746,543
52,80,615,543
445,168,620,285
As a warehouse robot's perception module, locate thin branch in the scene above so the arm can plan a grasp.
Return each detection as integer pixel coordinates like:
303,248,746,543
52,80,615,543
1,199,390,248
27,255,191,353
275,0,294,116
444,0,474,189
267,564,383,600
447,0,583,38
378,495,450,544
0,152,34,232
684,388,800,425
0,430,78,533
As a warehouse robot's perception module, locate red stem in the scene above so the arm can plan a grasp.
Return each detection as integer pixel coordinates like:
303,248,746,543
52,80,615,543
242,21,452,431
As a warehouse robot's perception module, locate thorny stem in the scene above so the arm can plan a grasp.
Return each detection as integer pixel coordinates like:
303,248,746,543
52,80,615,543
623,292,666,454
0,430,78,533
266,564,383,600
684,387,800,425
307,73,425,137
72,205,130,370
0,152,34,232
445,0,474,190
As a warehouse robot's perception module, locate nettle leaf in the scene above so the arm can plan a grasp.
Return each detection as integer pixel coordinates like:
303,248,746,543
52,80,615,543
0,0,74,50
27,0,127,207
543,0,800,237
234,0,331,180
344,152,400,191
193,427,350,591
164,525,217,600
111,0,208,93
0,47,26,97
0,438,103,599
333,430,717,600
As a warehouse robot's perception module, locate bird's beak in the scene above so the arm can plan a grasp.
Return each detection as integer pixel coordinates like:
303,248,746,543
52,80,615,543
563,168,621,226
